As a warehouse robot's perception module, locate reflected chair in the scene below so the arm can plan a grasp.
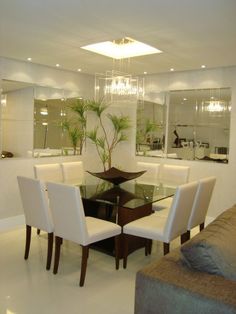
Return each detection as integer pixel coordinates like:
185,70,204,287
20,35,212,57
34,163,63,183
17,176,54,270
153,164,190,211
61,161,84,185
123,181,198,268
181,176,216,243
136,162,160,185
46,181,121,287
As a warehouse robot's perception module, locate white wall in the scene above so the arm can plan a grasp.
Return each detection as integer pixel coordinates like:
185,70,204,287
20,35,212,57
0,57,94,226
1,57,236,228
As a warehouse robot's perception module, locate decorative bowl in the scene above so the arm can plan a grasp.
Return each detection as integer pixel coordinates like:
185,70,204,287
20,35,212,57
87,167,146,185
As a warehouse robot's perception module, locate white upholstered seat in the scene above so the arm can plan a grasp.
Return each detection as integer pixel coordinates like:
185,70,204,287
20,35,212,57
136,162,160,185
34,163,63,183
46,181,121,287
17,176,54,270
61,161,84,185
123,181,198,268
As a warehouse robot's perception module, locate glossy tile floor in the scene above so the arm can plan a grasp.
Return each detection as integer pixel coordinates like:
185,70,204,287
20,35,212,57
0,226,183,314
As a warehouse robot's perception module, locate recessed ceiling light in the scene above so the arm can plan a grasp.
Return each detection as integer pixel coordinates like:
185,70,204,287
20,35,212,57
56,63,60,67
27,57,32,61
170,68,174,72
183,98,187,101
81,37,162,59
144,71,147,75
201,65,206,68
77,68,81,72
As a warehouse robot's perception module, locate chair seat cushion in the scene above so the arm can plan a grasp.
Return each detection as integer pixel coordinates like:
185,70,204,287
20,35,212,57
181,205,236,280
123,214,167,241
86,216,121,245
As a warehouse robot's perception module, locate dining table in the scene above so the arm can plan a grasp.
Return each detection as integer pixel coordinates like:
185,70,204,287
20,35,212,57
79,176,175,258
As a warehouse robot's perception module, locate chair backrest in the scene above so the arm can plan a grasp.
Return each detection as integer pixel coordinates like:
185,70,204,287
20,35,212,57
17,176,53,232
34,163,63,183
187,176,216,230
46,182,88,244
160,164,190,187
136,162,160,185
163,181,198,242
61,161,84,185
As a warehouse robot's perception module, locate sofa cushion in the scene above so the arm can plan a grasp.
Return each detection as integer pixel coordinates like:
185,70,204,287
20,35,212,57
181,205,236,280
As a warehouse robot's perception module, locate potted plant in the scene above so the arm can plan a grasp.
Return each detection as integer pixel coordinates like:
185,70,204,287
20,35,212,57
86,99,131,171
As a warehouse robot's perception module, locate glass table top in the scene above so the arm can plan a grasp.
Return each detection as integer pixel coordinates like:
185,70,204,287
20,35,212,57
79,178,175,209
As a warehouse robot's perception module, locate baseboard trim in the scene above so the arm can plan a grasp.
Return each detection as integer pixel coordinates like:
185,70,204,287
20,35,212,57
205,215,215,226
0,215,25,232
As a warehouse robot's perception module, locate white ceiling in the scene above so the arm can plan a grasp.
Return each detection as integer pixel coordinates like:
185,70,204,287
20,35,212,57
0,0,236,76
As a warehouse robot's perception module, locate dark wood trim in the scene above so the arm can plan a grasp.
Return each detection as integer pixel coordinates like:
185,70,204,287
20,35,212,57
37,229,40,235
181,230,190,244
24,225,31,260
114,236,120,270
80,245,89,287
163,242,170,255
200,222,205,231
46,232,53,270
53,236,62,274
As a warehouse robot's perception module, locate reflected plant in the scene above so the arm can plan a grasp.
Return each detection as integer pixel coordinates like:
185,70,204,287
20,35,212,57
86,99,131,171
62,98,88,155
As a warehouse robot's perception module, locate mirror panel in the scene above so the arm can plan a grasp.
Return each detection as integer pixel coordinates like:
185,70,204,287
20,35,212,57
136,88,231,163
136,93,166,157
0,80,82,158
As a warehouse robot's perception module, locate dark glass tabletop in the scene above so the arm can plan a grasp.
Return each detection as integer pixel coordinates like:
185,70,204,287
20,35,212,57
79,178,175,209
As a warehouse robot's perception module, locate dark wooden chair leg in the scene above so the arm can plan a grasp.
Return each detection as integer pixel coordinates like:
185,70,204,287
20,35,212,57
24,225,31,260
163,242,170,255
53,236,62,274
37,229,40,235
46,232,53,271
114,236,120,270
145,239,149,256
181,230,190,244
123,235,129,269
200,222,205,231
80,245,89,287
148,239,152,255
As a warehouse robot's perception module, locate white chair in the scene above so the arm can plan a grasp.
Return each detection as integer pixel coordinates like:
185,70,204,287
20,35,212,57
182,176,216,242
34,163,63,183
17,176,54,270
46,181,121,287
153,164,190,211
136,162,160,185
61,161,84,185
123,181,198,268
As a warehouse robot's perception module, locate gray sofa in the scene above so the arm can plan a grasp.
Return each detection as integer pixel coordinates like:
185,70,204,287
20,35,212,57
135,205,236,314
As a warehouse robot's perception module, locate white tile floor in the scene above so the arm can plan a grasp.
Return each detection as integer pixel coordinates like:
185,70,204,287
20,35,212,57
0,226,183,314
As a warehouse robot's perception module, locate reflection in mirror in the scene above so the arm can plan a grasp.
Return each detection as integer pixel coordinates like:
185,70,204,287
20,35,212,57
136,96,166,157
167,88,231,162
0,80,82,158
34,88,85,157
136,88,231,163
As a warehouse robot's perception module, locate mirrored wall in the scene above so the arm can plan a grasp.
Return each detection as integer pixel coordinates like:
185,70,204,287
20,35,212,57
0,80,82,158
136,88,231,163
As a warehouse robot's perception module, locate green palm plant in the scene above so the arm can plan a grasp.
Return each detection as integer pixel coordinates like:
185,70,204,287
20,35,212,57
62,98,88,155
87,99,131,171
